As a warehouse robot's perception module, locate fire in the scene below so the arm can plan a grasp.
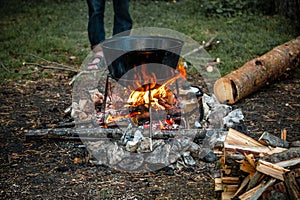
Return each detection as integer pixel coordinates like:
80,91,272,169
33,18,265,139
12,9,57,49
102,59,187,128
127,83,175,110
177,59,187,78
127,60,186,110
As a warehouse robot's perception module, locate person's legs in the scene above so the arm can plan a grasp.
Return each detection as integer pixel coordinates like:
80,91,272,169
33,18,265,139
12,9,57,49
112,0,133,36
87,0,106,51
86,0,105,69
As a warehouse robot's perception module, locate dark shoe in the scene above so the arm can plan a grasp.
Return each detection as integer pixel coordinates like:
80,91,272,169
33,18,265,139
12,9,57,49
87,55,105,70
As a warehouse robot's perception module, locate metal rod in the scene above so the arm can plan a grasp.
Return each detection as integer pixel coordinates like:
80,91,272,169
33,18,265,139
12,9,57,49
101,74,110,125
148,83,153,151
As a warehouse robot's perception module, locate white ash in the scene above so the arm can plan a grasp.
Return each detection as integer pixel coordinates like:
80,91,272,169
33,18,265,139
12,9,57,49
71,88,246,171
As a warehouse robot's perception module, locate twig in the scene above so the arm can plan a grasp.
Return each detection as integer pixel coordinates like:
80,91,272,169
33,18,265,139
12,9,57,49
182,36,218,58
24,62,78,72
20,53,78,71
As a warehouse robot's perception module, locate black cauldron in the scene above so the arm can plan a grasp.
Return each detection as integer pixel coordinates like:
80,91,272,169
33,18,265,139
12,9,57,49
101,36,184,87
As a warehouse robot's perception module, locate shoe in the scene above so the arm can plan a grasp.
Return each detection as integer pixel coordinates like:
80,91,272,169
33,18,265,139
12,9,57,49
87,54,105,70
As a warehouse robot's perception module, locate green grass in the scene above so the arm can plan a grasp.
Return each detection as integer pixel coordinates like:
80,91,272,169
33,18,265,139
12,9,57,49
0,0,299,83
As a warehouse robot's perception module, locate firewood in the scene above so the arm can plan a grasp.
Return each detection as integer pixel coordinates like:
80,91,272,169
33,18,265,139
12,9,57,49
221,191,236,200
248,178,276,200
233,175,250,197
239,180,265,200
224,143,287,157
221,176,240,184
284,169,300,200
258,131,289,148
275,157,300,168
239,160,256,177
225,153,245,165
215,178,223,192
244,153,256,168
256,160,290,181
239,178,276,200
223,184,239,192
262,147,300,163
214,36,300,104
225,128,264,147
261,181,287,200
246,171,264,191
224,129,287,156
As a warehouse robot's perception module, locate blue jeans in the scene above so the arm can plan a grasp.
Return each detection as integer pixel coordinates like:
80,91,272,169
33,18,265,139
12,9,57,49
87,0,133,49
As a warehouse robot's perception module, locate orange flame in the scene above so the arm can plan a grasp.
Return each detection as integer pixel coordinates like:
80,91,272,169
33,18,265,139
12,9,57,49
177,59,187,78
127,59,186,110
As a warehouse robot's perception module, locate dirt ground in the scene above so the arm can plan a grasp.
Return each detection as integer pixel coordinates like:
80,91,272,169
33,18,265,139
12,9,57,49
0,69,299,199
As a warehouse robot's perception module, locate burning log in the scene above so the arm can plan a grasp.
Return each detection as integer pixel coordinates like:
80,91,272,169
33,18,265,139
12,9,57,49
214,36,300,104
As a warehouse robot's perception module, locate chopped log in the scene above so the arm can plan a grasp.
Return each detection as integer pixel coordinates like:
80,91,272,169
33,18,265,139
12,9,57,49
215,178,223,192
222,176,240,184
221,191,236,200
239,160,256,177
275,157,300,168
224,143,287,157
284,169,300,200
224,129,287,156
223,184,239,192
225,128,264,147
239,180,265,200
221,156,232,175
246,171,264,191
233,175,250,197
225,153,245,165
248,178,276,200
262,147,300,163
261,181,287,200
214,36,300,104
256,160,290,181
258,131,289,148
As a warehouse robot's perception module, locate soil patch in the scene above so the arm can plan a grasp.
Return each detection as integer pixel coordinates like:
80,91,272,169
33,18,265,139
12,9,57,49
0,70,299,199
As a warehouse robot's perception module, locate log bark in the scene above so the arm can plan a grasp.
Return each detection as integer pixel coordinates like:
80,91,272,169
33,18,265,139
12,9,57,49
284,170,300,200
25,127,207,140
214,36,300,104
258,131,289,148
233,175,250,197
248,178,276,200
262,147,300,163
239,180,265,200
246,171,264,191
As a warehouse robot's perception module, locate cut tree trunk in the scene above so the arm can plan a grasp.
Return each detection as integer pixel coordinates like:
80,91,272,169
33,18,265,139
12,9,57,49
214,36,300,104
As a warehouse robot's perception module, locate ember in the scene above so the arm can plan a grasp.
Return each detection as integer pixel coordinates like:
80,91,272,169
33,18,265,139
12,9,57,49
98,60,188,130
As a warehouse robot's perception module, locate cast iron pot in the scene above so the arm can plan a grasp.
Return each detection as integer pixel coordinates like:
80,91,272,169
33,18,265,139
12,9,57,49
101,36,184,88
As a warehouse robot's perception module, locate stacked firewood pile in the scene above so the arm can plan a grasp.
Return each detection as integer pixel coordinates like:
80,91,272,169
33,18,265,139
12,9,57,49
214,128,300,200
